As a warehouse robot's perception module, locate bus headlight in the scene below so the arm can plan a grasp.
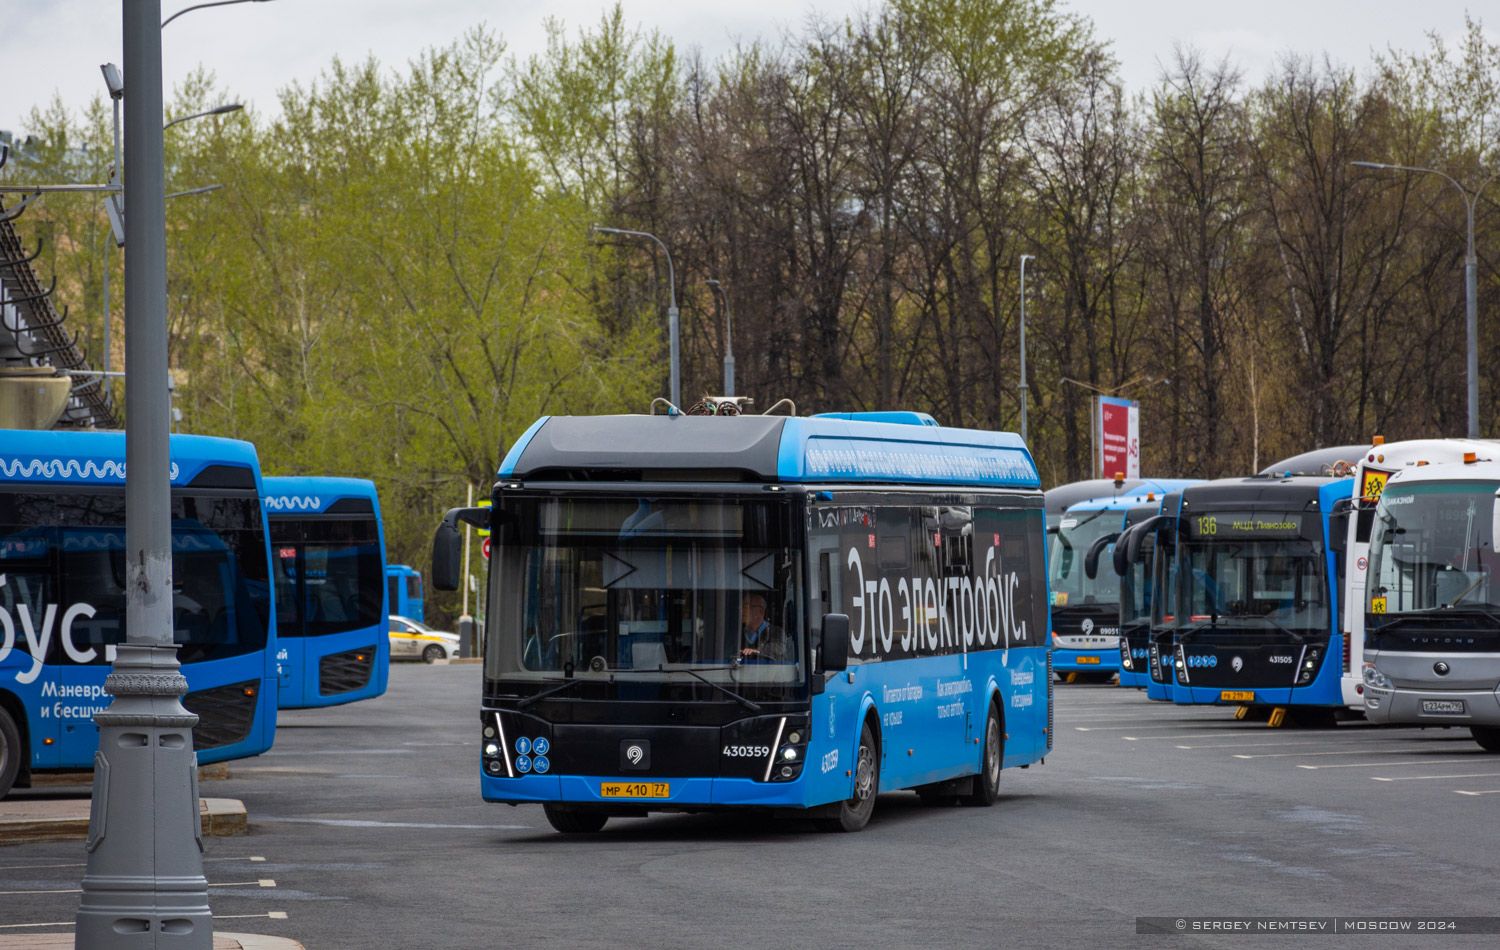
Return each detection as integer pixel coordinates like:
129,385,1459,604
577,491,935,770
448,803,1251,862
1362,663,1391,690
484,742,500,758
1174,645,1189,684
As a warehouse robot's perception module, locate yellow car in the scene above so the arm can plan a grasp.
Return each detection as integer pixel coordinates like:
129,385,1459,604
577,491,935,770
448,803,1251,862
388,615,461,663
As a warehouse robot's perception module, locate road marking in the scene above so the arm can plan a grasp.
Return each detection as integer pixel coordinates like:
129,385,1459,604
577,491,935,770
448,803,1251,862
1454,789,1500,796
1371,772,1500,782
1076,723,1220,732
210,879,277,887
1123,733,1242,741
215,912,289,920
0,921,71,929
252,816,529,830
1234,750,1408,759
262,749,414,756
1297,758,1485,770
1174,736,1434,750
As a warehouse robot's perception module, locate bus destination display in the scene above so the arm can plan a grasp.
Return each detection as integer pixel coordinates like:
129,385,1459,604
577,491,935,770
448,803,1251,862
1188,511,1304,539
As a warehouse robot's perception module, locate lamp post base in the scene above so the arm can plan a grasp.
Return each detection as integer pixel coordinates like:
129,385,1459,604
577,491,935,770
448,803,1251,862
75,643,212,949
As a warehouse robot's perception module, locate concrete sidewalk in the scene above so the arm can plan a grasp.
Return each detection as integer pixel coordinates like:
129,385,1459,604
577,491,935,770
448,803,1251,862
0,934,302,948
0,797,246,845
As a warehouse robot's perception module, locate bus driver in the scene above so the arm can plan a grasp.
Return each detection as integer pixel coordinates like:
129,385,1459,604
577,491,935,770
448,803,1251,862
740,592,791,661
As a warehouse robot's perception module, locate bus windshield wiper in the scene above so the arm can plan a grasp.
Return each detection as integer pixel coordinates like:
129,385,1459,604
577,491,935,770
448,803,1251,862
517,677,587,710
1179,616,1306,643
652,665,762,713
1237,614,1307,643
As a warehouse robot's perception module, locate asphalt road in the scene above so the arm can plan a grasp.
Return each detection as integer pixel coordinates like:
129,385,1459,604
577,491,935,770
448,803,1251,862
3,664,1498,949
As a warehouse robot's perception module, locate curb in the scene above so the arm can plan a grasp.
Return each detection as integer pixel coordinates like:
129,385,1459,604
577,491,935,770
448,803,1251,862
30,762,231,787
0,797,247,846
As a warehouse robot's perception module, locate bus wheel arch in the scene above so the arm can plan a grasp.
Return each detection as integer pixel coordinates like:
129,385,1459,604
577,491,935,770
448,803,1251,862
0,691,27,800
817,708,881,833
964,694,1005,807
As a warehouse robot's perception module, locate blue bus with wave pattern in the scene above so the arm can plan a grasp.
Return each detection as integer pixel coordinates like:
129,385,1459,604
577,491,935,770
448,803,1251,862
263,477,390,708
0,430,278,799
436,411,1053,833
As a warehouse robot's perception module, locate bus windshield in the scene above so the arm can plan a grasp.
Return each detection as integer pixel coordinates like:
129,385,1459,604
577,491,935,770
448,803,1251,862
1368,480,1500,617
1049,508,1121,607
271,516,384,637
487,496,804,701
1176,532,1327,636
0,490,271,664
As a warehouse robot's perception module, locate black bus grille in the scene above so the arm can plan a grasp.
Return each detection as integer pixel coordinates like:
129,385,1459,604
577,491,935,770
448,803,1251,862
319,646,376,696
183,680,260,751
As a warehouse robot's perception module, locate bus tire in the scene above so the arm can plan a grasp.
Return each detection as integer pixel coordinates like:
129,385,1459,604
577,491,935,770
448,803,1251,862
422,644,445,664
1472,726,1500,753
818,720,878,833
964,702,1003,807
0,706,20,801
543,803,609,833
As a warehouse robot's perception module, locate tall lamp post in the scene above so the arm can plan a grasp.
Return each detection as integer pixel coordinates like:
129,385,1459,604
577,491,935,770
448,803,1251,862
593,225,679,407
706,278,734,396
1353,160,1499,439
75,2,217,946
1019,254,1035,444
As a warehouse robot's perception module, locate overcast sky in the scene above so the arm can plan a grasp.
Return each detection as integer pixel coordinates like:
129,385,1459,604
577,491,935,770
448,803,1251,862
2,1,1493,132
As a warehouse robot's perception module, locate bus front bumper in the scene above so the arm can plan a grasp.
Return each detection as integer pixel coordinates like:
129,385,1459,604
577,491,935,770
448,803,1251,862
1052,645,1120,674
1363,685,1500,726
481,772,813,809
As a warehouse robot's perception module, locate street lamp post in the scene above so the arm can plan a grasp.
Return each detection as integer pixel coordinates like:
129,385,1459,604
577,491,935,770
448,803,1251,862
1353,160,1500,439
706,278,734,396
593,225,680,407
164,102,242,131
1019,254,1035,444
76,1,213,946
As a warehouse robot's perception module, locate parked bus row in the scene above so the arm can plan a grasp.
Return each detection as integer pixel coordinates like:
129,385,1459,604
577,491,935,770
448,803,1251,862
1047,439,1500,752
0,427,422,800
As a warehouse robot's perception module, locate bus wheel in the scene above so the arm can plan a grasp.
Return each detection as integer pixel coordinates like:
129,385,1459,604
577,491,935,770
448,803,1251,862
1472,726,1500,753
0,707,19,801
819,721,878,833
964,704,1003,807
422,644,445,664
543,803,609,833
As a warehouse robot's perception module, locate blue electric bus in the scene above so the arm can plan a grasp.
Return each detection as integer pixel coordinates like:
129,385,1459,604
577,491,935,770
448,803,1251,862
0,430,278,799
264,477,390,708
1106,498,1170,689
432,411,1053,833
1136,476,1352,722
386,564,424,622
1117,489,1190,702
1049,481,1199,682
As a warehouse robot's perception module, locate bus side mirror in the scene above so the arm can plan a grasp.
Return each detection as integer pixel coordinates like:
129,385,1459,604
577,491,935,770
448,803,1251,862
1328,505,1351,561
1084,532,1119,580
1112,525,1135,578
821,614,850,673
431,506,486,592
